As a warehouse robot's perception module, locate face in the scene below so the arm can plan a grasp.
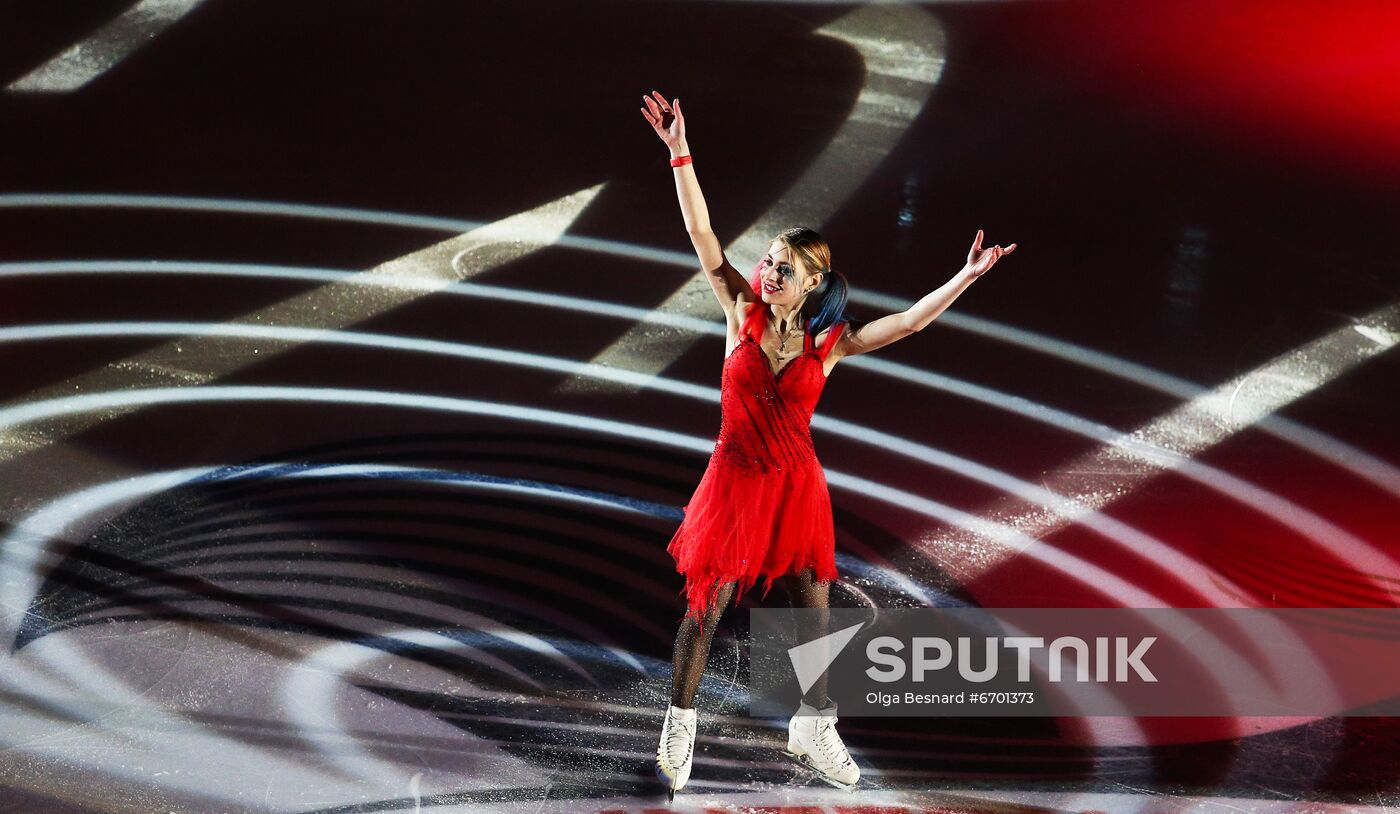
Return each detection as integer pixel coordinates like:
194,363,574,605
758,242,821,306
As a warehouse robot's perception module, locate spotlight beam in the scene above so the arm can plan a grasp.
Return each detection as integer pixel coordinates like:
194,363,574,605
6,0,208,93
558,4,948,396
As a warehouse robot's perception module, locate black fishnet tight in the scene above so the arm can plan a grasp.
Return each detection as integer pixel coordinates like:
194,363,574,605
669,568,831,709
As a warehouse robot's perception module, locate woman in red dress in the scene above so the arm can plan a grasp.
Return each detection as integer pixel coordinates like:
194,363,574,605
640,90,1016,796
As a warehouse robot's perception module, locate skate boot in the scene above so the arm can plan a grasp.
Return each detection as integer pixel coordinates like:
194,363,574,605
785,699,860,790
655,704,697,800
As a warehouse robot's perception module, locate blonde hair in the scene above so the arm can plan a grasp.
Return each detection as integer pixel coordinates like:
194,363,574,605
772,226,848,336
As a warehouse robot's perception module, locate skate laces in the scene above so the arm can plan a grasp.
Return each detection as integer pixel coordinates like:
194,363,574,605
813,714,854,769
662,712,696,764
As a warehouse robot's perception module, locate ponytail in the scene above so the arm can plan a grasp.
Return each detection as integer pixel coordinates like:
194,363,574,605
804,267,849,338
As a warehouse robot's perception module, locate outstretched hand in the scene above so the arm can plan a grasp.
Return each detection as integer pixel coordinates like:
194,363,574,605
639,90,685,149
966,229,1017,278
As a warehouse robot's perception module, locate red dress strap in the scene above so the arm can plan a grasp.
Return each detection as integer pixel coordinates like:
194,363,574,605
741,300,768,343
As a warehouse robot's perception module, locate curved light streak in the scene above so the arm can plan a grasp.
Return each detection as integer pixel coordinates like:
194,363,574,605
0,463,689,663
2,200,1388,756
0,197,684,268
0,461,934,796
0,231,1393,501
0,386,1008,608
0,321,1386,612
0,325,1358,755
0,472,363,804
0,386,1336,754
0,465,671,795
0,324,1220,607
1,258,1390,524
865,292,1400,500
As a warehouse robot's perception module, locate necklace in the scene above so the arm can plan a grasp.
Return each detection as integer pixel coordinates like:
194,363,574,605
770,314,803,354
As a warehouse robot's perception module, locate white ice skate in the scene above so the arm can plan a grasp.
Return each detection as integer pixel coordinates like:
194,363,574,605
655,704,697,800
785,699,860,790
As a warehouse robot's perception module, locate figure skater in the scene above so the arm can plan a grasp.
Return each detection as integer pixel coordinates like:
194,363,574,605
639,90,1016,797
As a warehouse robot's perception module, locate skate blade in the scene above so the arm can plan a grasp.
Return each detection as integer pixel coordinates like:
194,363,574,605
783,749,858,792
654,761,682,799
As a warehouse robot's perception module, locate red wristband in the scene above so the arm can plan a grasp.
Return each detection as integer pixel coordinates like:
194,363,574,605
670,154,692,168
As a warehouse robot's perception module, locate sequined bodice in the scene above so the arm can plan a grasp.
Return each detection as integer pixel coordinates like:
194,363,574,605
713,303,844,473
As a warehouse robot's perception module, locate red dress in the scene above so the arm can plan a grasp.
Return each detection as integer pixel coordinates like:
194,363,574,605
667,300,847,625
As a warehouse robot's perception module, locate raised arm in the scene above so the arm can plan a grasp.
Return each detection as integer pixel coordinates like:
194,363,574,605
640,91,753,315
837,230,1018,359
